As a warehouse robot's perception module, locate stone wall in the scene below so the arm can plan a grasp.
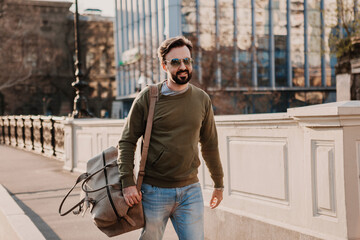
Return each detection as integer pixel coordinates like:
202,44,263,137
2,101,360,239
63,101,360,240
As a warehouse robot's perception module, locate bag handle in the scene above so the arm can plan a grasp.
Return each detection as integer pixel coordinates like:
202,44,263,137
136,85,158,191
80,160,118,193
58,172,88,216
59,155,117,216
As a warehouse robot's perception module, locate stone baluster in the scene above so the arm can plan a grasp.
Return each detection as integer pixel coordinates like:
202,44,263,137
3,117,10,145
0,117,4,144
53,116,65,160
9,116,17,147
32,116,43,153
16,116,25,148
42,116,54,157
24,116,34,151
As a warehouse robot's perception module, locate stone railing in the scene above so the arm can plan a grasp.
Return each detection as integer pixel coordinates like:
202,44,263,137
0,115,66,159
61,118,128,172
203,101,360,240
61,101,360,240
1,101,360,240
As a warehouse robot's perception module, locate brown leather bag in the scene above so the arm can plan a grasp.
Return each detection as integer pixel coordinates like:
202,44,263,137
59,85,158,237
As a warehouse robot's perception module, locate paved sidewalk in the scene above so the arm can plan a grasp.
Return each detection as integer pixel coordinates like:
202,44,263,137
0,145,178,240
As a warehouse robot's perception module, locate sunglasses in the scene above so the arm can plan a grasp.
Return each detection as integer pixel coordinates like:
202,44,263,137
164,57,194,67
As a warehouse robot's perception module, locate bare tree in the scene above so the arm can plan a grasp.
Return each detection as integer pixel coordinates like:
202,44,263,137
329,0,360,59
0,0,38,91
0,0,74,115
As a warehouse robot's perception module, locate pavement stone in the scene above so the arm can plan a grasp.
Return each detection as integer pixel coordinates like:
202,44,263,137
0,145,178,240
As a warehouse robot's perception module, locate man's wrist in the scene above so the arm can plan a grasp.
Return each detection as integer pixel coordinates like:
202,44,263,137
214,187,224,192
121,177,136,189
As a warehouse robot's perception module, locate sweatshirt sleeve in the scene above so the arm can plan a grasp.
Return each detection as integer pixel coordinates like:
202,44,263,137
117,90,148,188
199,97,224,188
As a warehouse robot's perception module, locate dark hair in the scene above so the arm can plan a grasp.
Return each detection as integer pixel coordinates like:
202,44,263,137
158,36,193,63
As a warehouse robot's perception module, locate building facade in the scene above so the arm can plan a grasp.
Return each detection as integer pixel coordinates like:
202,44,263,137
112,0,359,117
0,0,74,115
74,13,117,118
0,0,116,118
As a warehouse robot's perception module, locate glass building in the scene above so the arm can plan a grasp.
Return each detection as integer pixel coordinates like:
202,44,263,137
112,0,358,118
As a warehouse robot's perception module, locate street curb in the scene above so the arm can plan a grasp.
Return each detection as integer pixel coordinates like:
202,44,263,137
0,184,46,240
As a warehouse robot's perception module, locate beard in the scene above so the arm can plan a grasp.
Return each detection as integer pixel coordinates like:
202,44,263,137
170,70,192,85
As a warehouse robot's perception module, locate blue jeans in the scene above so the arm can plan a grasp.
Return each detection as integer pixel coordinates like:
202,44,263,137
139,182,204,240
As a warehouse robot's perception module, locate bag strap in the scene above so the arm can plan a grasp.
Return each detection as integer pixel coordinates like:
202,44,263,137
58,172,88,216
101,151,123,221
136,84,158,191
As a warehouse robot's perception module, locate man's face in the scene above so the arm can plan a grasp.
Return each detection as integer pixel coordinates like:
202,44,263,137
162,46,192,85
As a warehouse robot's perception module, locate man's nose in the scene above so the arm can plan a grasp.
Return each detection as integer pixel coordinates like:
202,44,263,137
179,61,187,70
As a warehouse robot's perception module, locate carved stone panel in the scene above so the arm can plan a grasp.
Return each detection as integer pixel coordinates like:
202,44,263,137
228,136,289,205
75,133,93,171
311,140,337,218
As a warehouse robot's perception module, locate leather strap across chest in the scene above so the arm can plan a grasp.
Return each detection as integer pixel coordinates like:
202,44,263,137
136,85,158,191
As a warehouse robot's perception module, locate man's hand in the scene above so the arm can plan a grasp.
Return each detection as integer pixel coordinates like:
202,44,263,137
123,186,142,207
210,188,223,209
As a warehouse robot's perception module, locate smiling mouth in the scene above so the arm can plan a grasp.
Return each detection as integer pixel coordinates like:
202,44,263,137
177,71,188,77
178,73,187,78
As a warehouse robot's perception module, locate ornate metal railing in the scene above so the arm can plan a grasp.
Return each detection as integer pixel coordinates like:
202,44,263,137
0,115,66,160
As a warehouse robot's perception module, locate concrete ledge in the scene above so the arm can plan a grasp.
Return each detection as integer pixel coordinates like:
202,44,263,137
204,207,341,240
0,184,45,240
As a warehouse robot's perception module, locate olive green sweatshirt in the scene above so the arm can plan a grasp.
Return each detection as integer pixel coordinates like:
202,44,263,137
118,82,224,188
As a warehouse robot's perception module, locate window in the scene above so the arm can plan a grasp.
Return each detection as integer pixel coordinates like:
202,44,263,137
100,52,107,74
86,52,95,69
291,0,305,87
307,0,322,86
237,0,253,87
255,0,270,87
273,1,288,86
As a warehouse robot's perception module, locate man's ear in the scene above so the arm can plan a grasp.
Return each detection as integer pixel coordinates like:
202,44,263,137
161,62,167,72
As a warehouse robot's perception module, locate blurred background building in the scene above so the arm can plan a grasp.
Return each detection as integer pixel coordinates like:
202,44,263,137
0,0,358,118
0,0,74,116
112,0,359,118
0,0,115,118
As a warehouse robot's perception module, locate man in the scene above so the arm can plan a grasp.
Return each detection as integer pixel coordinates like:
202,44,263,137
118,36,224,240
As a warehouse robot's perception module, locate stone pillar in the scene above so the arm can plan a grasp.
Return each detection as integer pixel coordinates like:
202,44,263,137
336,73,351,101
288,101,360,239
63,118,74,171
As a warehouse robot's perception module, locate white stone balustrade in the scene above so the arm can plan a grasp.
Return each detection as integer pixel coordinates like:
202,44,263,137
63,101,360,240
63,118,126,172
